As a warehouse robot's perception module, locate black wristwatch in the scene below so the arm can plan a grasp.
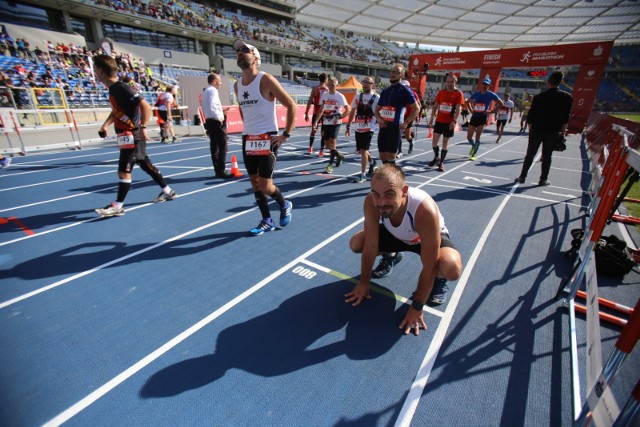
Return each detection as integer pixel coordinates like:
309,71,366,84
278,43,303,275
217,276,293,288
282,131,290,138
411,300,424,311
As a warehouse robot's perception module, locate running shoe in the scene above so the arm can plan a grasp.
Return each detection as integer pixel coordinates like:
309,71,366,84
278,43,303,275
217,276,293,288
307,147,313,154
354,173,366,183
153,189,177,203
318,150,324,157
429,278,449,305
0,157,11,169
496,137,501,143
95,203,125,217
469,155,477,161
408,141,414,154
367,159,377,176
325,164,333,174
514,176,525,184
538,179,551,186
428,157,439,167
249,218,275,236
336,154,345,167
372,252,403,278
438,163,445,172
172,137,179,143
279,200,293,227
469,146,476,157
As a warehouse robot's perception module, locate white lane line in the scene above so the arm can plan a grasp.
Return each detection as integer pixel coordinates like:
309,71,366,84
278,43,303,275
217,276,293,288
394,180,520,427
299,259,445,318
0,172,346,306
0,154,212,193
41,218,363,427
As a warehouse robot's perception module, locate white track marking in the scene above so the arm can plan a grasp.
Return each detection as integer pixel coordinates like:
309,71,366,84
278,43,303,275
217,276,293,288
41,219,363,427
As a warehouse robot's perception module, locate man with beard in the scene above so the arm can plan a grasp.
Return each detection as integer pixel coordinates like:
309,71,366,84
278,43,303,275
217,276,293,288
233,39,296,236
368,63,419,278
373,63,419,167
346,164,462,334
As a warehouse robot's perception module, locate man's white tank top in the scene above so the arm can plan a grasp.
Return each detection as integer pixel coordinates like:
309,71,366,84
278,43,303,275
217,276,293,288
237,71,278,135
382,187,448,245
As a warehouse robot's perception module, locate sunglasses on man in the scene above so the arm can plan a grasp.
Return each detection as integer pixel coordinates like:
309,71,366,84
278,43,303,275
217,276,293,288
236,46,252,54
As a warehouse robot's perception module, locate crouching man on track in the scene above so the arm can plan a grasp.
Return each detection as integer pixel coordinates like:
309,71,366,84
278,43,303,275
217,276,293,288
346,164,463,335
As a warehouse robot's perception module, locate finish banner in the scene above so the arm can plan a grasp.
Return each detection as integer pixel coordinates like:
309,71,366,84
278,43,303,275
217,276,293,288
408,41,613,133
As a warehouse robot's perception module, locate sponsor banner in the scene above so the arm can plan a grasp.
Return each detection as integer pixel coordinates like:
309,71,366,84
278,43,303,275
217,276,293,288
409,41,612,73
569,63,606,133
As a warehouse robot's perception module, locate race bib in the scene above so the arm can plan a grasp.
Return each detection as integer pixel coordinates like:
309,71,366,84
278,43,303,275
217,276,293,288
117,134,134,148
353,117,371,132
246,133,272,156
438,104,453,113
379,106,396,122
497,108,509,119
473,103,486,113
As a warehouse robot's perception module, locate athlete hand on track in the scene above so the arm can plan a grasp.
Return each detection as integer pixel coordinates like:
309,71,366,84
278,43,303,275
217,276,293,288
345,282,371,306
399,308,427,336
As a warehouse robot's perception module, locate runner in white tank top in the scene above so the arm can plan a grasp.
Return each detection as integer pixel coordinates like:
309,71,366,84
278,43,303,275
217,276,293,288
346,164,463,335
233,39,297,236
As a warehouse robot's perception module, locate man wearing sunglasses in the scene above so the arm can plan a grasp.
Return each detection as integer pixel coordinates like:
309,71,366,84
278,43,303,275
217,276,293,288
233,39,296,236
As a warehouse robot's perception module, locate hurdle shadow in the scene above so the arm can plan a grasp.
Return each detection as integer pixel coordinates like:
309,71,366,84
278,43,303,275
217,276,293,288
421,201,578,426
140,280,404,398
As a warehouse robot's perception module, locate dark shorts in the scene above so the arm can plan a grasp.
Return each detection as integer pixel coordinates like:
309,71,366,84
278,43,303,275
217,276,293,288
323,124,341,139
242,132,278,179
118,139,148,173
158,110,169,124
433,121,454,138
378,224,457,254
377,125,402,154
496,119,507,129
355,131,373,151
469,115,487,128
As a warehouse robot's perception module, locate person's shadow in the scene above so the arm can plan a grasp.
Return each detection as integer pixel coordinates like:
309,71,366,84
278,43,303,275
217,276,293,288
140,281,403,398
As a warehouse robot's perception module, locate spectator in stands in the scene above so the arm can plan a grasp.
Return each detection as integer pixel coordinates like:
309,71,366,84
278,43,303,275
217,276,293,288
515,71,573,187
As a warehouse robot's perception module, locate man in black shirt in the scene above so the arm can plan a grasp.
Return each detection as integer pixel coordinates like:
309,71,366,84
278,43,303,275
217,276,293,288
515,71,573,186
93,54,176,218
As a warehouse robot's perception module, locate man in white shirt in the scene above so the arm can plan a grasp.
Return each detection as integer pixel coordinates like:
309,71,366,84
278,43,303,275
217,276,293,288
312,76,351,174
346,76,378,183
495,92,514,143
202,73,230,178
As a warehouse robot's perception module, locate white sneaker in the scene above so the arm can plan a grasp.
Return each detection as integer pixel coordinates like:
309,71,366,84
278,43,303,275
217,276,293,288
95,203,125,217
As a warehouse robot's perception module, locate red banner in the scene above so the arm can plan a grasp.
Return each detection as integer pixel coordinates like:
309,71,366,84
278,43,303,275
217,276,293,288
408,41,613,134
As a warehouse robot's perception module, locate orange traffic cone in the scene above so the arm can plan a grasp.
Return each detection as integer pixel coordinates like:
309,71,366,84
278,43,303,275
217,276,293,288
230,155,243,177
428,125,433,138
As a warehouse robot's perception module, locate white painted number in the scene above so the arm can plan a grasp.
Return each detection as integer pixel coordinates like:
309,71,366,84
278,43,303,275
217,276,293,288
463,176,491,184
292,266,317,279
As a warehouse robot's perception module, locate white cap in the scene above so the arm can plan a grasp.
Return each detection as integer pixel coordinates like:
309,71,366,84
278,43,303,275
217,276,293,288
233,39,261,67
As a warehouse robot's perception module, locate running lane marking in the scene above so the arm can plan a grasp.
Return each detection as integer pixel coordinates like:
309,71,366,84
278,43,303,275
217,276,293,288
300,259,444,318
41,219,364,427
0,173,346,307
394,180,521,427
